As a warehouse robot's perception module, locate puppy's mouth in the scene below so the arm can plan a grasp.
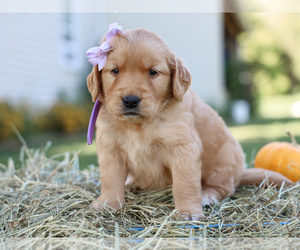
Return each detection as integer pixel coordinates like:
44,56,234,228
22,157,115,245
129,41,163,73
123,111,141,117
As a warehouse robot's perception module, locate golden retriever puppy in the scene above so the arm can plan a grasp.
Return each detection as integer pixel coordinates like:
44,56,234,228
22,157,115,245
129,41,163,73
87,27,292,219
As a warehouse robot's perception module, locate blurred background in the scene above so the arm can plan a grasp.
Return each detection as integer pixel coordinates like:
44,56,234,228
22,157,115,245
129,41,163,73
1,0,300,168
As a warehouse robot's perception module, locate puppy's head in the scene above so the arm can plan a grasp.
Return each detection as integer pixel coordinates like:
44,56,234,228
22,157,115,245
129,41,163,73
87,28,191,122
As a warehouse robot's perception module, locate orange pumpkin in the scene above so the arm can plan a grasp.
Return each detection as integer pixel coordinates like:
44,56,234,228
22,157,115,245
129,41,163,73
254,131,300,182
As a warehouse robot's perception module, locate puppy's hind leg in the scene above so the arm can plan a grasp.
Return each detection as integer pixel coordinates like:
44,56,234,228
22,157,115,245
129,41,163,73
125,175,135,186
201,142,244,206
201,173,235,206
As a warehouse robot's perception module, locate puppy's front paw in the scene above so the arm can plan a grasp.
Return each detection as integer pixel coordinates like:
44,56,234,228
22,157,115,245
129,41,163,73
180,212,205,221
176,205,205,221
91,196,125,210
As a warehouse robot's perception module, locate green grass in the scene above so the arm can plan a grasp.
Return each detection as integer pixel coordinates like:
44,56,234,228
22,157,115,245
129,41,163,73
229,117,300,166
0,94,299,169
229,93,300,165
257,93,300,119
0,132,98,170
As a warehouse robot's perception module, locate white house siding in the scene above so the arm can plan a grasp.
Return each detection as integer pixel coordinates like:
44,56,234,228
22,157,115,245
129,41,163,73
0,12,107,108
106,13,226,109
0,13,60,107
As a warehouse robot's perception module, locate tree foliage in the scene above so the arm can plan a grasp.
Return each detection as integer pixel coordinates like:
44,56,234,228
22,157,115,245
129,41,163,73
238,14,300,96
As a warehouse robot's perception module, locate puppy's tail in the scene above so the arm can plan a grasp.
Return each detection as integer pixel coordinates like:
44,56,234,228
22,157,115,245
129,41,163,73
240,168,293,187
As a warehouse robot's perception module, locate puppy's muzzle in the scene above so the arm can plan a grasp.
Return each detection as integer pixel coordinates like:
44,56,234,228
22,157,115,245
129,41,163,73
122,95,140,109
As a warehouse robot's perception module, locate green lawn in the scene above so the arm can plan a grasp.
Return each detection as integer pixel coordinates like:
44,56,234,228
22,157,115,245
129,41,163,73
0,133,98,170
229,93,300,165
1,94,299,169
229,116,300,166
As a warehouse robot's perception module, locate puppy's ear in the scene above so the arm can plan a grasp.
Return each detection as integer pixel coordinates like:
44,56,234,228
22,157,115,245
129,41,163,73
170,57,192,102
87,66,103,102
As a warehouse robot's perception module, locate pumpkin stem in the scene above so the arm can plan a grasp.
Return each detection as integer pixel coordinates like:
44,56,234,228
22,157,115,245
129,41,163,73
286,130,298,147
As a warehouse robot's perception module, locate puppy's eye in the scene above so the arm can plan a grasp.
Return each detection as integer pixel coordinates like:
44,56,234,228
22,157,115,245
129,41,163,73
111,68,119,75
149,69,158,76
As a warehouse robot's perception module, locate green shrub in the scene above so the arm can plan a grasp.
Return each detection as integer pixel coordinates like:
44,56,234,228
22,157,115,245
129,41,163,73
35,102,89,134
0,102,25,140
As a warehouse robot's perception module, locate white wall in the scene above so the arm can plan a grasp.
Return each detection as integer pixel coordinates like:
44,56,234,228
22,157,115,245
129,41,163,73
0,12,107,107
106,13,226,109
0,13,63,107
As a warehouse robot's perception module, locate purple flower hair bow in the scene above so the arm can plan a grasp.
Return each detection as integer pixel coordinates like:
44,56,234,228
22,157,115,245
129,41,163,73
86,22,123,145
86,22,123,71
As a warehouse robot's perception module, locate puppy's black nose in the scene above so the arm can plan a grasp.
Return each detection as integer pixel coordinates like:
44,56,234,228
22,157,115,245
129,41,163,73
122,96,141,109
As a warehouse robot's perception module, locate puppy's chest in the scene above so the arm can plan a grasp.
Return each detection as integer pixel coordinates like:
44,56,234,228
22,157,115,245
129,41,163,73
118,130,164,171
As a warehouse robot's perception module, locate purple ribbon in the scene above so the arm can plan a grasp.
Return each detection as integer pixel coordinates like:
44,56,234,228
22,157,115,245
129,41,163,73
86,22,123,145
87,98,101,145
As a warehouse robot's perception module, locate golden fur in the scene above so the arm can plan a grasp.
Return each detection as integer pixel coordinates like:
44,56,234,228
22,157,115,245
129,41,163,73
87,28,292,219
